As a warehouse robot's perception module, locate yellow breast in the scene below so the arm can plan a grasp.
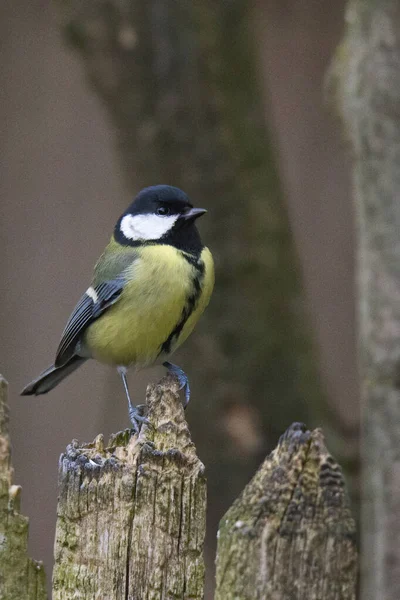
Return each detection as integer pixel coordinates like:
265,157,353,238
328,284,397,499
83,245,214,368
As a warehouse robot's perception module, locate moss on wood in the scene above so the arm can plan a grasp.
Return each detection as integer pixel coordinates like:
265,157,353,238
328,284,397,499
215,422,358,599
0,376,47,600
53,374,206,599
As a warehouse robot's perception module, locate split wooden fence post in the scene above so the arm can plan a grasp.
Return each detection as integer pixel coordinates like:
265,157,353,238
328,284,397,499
0,371,358,599
215,422,358,599
0,376,47,600
52,374,206,599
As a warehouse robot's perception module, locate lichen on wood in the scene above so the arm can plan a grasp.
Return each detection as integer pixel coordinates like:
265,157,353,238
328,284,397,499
215,422,358,600
0,375,47,600
52,374,206,600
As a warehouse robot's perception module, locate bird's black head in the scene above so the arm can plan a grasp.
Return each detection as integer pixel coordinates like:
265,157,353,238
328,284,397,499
114,185,206,255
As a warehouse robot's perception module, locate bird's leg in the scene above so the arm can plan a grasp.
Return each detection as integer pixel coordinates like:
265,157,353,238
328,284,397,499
163,361,191,408
117,366,149,433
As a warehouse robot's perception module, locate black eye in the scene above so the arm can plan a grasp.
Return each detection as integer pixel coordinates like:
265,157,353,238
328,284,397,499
156,206,170,216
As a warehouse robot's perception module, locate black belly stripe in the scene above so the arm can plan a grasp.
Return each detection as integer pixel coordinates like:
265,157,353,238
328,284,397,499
159,256,205,356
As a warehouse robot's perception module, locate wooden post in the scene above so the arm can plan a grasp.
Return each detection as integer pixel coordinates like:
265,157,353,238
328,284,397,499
0,375,47,600
215,422,358,600
52,374,206,599
1,373,357,598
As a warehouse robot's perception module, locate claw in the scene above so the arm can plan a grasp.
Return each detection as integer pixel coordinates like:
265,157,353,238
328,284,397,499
163,361,191,408
135,404,147,417
129,406,150,433
118,366,151,433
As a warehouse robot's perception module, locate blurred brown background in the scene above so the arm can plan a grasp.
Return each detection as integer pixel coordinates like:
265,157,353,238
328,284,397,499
0,0,357,595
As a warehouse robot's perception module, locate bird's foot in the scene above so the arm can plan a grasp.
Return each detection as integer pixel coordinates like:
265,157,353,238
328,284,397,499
163,361,191,408
129,404,150,434
118,366,151,434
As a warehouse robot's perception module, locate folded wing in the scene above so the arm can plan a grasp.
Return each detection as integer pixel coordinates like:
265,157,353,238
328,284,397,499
55,278,125,367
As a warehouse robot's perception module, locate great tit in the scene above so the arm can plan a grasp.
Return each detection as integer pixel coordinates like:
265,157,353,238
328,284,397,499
22,185,214,431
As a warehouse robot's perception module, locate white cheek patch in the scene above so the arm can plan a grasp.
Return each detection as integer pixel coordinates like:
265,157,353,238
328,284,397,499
120,213,178,241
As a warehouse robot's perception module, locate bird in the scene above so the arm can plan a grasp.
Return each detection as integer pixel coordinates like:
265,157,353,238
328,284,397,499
21,185,214,432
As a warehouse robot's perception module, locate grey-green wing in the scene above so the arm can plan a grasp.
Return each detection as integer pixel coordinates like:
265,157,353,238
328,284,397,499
54,278,125,367
55,246,140,367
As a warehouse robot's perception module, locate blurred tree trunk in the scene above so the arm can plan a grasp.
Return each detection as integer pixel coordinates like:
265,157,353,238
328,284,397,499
332,1,400,598
57,0,331,588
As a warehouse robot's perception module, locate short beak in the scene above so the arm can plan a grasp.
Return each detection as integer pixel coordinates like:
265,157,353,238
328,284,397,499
181,207,207,222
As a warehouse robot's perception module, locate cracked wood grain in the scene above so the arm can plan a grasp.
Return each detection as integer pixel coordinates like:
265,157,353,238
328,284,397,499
0,375,47,600
52,374,206,600
215,423,358,600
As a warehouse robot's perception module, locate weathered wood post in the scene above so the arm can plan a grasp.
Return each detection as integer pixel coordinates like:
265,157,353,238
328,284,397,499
0,369,358,598
52,374,206,599
215,422,358,600
0,375,47,600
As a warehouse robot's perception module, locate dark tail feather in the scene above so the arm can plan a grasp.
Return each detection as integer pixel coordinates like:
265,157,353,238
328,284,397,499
21,356,87,395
